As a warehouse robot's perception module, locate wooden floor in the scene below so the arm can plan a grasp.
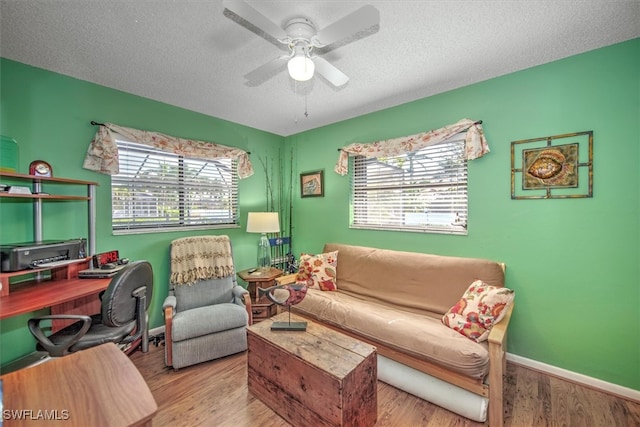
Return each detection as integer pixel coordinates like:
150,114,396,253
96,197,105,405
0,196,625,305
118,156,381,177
130,343,640,427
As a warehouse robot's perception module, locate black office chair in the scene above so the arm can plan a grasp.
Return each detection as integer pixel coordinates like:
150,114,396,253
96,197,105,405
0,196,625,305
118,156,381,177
28,260,153,357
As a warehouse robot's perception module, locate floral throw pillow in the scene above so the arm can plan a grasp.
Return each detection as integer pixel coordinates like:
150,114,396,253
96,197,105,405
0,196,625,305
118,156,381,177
442,280,515,342
295,251,338,291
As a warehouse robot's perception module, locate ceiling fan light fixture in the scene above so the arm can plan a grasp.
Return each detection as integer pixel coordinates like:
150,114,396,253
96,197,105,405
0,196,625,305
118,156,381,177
226,2,379,88
287,55,314,81
287,43,315,81
287,55,316,82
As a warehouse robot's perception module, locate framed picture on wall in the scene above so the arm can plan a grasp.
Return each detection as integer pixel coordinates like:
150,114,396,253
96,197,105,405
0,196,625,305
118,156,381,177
300,170,324,198
510,130,593,199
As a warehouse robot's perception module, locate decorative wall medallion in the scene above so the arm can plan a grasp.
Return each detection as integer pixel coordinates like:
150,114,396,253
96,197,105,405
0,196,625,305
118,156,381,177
523,144,578,189
511,131,593,199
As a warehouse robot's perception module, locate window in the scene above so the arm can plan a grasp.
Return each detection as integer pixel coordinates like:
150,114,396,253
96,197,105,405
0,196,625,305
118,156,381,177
111,140,238,233
350,137,468,234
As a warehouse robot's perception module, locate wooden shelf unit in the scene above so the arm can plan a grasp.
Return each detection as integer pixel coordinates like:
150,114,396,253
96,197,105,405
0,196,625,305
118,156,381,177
0,192,89,200
0,171,98,254
0,170,97,185
0,172,103,330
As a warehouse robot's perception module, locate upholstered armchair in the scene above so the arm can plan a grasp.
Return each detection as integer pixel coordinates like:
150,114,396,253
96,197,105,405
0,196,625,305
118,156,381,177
163,235,252,369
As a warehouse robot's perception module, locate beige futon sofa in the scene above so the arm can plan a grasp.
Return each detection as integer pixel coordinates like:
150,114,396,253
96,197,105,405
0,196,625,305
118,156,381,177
278,243,513,426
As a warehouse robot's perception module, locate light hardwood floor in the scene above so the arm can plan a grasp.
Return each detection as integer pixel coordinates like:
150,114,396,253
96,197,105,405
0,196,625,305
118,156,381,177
130,343,640,427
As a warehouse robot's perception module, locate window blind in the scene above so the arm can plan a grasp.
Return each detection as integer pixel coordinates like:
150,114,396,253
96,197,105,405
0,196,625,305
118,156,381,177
350,138,468,234
112,140,238,233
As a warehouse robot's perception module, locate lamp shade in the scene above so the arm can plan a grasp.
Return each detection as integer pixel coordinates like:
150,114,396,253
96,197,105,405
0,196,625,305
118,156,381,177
287,55,315,81
246,212,280,233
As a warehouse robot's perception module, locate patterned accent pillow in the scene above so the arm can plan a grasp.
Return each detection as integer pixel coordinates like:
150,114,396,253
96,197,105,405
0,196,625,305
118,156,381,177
295,251,338,291
442,280,515,342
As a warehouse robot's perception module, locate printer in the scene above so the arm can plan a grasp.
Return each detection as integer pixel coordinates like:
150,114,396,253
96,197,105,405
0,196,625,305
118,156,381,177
0,238,87,272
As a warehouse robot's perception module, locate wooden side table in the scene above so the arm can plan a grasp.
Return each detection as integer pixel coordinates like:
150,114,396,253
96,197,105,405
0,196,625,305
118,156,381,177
237,267,283,323
237,267,283,301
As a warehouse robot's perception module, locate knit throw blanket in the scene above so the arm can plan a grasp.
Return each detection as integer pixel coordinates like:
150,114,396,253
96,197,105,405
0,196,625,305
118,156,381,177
170,235,235,286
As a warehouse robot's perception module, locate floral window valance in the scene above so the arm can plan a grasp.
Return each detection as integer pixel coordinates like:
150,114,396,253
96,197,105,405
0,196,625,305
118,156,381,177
334,118,489,175
83,123,254,179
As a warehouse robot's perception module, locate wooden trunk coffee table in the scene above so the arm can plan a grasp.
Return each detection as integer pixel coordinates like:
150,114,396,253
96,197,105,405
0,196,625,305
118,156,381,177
247,312,377,427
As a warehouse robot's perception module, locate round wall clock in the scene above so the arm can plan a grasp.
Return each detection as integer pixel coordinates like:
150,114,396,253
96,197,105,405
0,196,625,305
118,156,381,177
29,160,53,177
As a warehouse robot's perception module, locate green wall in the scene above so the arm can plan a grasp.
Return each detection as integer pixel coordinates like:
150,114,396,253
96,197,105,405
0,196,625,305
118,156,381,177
285,39,639,390
0,58,284,364
1,38,638,391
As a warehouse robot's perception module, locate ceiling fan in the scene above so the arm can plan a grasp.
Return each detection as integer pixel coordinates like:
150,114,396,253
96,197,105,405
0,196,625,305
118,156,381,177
223,0,380,87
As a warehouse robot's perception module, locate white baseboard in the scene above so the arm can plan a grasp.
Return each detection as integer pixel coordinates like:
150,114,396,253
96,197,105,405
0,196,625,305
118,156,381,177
507,352,640,403
149,326,165,336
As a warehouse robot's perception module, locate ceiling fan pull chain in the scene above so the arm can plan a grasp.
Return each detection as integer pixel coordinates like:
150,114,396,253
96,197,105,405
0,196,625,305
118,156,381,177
293,80,299,124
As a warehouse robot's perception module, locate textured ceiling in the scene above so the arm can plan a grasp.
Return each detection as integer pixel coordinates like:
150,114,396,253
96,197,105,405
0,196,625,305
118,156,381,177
1,1,639,136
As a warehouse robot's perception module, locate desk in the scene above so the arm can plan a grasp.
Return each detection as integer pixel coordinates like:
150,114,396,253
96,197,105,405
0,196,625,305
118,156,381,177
0,260,109,331
0,277,109,320
0,343,157,426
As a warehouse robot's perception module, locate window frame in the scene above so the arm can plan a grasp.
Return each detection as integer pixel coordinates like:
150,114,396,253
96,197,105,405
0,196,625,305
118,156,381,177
349,136,468,235
111,139,239,235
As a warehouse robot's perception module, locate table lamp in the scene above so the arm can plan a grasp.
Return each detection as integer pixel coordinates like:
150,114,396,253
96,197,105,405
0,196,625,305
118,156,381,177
246,212,280,272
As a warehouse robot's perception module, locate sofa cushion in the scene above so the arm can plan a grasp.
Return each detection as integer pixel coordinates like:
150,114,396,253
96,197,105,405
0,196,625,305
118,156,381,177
323,243,505,316
292,288,490,379
442,280,515,342
295,251,338,291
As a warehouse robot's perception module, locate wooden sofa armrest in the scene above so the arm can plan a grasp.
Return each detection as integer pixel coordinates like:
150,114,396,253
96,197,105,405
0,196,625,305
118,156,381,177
488,302,513,345
163,305,174,367
242,293,253,325
487,302,514,427
275,273,297,285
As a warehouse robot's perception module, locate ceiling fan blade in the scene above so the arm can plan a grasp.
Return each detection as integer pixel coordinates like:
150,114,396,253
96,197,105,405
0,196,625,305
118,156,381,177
223,0,287,41
244,56,288,85
315,5,379,47
313,56,349,87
